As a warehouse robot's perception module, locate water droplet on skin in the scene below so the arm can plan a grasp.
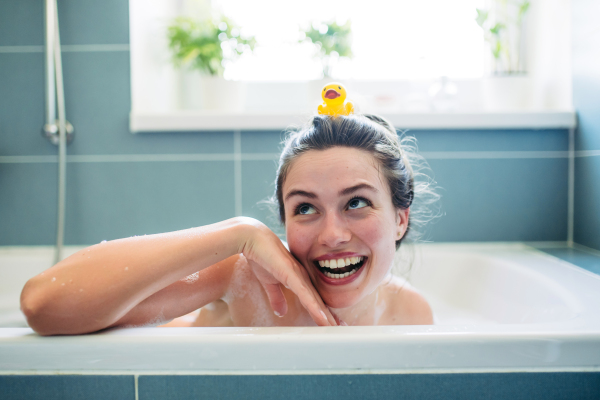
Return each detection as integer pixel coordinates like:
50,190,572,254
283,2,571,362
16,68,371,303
79,289,83,292
51,277,56,282
101,240,107,243
125,267,129,271
61,283,65,286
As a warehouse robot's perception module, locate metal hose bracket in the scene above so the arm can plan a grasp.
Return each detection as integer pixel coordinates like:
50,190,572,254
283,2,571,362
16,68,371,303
42,121,74,146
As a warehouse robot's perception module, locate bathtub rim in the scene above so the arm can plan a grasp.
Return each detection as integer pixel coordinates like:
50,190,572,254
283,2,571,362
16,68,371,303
1,325,600,374
2,242,600,373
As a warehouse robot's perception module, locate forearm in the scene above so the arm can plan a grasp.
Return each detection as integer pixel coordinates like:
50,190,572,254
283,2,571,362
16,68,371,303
21,218,252,335
109,256,237,329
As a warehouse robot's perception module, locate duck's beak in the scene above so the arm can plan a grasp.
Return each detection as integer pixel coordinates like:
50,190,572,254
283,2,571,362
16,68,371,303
325,89,340,99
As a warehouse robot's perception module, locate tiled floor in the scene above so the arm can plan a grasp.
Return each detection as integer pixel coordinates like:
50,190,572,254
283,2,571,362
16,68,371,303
535,245,600,276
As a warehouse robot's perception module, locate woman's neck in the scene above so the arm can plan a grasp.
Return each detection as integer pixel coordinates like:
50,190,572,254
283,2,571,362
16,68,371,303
330,274,393,326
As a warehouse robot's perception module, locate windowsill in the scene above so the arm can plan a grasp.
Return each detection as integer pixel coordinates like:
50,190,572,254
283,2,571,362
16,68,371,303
129,110,577,133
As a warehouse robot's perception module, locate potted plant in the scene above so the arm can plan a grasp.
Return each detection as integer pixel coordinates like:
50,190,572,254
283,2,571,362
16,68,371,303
476,1,532,110
167,15,255,111
476,0,530,74
299,20,353,108
299,20,353,79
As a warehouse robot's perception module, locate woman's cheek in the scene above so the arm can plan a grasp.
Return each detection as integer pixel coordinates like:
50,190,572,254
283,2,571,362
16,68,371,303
286,224,311,259
353,217,388,247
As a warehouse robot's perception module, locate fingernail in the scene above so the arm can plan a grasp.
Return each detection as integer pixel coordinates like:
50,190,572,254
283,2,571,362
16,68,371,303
274,310,282,317
341,320,348,326
320,310,329,324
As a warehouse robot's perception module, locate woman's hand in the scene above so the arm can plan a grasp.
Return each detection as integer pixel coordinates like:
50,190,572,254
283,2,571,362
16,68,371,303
236,218,338,326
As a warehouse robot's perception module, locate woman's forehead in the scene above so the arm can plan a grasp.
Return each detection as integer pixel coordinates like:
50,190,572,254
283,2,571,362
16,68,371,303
283,147,386,194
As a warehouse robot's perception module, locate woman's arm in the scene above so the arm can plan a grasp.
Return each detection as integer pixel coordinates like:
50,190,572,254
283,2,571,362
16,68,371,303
20,217,336,335
108,255,238,329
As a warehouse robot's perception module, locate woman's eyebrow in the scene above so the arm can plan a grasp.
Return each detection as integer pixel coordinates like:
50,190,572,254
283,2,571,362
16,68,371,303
285,190,317,201
339,183,379,196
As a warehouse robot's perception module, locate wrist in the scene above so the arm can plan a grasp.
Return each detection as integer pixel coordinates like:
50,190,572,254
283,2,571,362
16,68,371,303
226,216,265,255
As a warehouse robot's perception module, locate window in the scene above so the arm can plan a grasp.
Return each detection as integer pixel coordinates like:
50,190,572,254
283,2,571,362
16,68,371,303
129,0,573,130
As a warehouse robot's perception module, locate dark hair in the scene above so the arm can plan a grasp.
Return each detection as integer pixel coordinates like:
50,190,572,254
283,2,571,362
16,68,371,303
274,114,437,250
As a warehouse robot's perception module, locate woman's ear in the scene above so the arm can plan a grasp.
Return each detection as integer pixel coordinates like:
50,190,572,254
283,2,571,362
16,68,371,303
396,208,410,240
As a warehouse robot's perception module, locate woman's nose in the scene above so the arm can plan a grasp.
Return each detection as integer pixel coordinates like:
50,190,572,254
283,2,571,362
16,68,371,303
318,212,351,248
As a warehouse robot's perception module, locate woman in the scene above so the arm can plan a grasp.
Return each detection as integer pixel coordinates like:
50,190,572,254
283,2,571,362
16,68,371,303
20,114,435,335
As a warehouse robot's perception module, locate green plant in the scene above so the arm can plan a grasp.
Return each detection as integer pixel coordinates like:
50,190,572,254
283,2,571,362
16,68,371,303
300,20,353,78
167,16,256,76
476,0,530,74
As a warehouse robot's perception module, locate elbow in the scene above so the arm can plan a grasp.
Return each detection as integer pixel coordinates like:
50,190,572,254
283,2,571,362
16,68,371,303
20,280,53,335
20,278,117,336
20,278,71,336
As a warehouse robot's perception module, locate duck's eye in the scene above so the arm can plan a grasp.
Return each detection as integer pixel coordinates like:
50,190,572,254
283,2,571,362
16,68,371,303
338,86,341,89
296,204,316,215
323,88,326,91
348,198,369,210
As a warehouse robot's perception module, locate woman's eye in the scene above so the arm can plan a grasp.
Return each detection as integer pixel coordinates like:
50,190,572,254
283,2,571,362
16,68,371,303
348,198,369,210
296,204,316,215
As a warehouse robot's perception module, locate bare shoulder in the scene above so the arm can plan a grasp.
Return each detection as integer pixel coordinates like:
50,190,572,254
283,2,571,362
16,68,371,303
380,275,433,325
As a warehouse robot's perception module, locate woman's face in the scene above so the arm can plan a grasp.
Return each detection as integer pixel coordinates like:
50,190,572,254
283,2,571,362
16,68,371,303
283,147,409,309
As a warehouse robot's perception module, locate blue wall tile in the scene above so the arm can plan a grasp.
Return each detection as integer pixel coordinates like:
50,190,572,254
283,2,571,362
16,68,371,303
0,163,57,245
574,156,600,250
239,128,569,155
57,0,130,45
0,53,53,157
0,375,135,400
63,161,236,245
0,0,577,248
409,129,569,152
572,0,600,251
138,373,600,400
0,1,44,46
241,160,281,232
59,51,234,155
240,156,567,243
241,131,285,154
427,158,568,242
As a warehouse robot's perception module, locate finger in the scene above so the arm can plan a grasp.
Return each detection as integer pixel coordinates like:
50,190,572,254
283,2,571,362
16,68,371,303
329,309,348,326
263,283,288,317
331,310,341,325
296,266,338,326
284,271,337,326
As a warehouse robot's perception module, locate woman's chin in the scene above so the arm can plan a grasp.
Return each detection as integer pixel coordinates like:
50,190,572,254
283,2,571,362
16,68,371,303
319,292,360,309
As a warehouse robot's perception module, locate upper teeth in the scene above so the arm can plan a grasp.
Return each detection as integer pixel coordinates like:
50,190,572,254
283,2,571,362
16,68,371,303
318,257,363,269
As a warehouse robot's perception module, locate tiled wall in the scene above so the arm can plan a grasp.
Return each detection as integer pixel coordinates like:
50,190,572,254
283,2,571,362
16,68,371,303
1,0,569,246
572,0,600,252
2,373,600,400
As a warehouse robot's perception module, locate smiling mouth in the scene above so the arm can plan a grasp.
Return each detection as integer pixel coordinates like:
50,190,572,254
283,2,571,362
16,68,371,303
314,256,366,279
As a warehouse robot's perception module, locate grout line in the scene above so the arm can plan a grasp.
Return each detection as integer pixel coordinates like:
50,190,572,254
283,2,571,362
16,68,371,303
0,45,44,53
241,153,280,160
0,154,236,163
575,150,600,158
0,44,129,53
420,151,569,160
0,151,574,164
0,155,57,163
61,44,130,52
567,128,575,247
234,131,243,216
1,367,599,375
134,374,139,400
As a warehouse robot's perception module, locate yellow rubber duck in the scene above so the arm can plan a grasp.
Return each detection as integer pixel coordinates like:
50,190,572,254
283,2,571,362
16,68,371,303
317,82,354,116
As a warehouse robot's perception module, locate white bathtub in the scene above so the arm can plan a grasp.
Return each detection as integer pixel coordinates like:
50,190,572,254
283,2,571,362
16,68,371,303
1,243,599,374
